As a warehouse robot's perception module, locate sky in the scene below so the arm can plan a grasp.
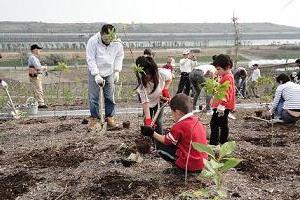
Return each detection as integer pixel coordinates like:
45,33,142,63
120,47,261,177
1,0,299,28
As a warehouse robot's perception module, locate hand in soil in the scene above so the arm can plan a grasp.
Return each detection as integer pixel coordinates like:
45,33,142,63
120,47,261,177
140,126,154,137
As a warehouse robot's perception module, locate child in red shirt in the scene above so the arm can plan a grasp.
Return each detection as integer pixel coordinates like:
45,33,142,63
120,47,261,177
141,94,208,172
210,54,236,145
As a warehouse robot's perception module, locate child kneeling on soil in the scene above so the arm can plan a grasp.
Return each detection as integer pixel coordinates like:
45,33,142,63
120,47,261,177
141,94,208,172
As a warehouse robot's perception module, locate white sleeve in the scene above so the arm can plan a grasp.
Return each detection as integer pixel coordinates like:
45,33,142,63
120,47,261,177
86,37,100,76
113,43,124,72
159,68,172,82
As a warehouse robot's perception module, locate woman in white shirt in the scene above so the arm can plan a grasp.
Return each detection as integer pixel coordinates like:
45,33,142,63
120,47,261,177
135,56,172,134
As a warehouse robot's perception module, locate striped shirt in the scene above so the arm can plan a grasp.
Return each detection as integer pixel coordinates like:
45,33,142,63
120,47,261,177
28,54,42,70
272,81,300,111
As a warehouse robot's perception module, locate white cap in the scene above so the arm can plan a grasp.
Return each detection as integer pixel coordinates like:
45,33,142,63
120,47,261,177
182,49,190,55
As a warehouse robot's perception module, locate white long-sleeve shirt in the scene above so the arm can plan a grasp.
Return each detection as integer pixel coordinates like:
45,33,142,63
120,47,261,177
272,81,300,111
179,58,197,73
251,68,261,81
86,32,124,76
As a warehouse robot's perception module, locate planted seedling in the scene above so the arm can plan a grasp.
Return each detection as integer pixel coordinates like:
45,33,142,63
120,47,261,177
192,141,242,199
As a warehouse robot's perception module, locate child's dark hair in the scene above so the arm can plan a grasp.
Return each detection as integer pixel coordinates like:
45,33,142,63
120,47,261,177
276,73,290,84
135,56,159,94
169,94,193,114
101,24,115,34
240,68,247,77
213,54,233,70
295,59,300,64
144,49,153,57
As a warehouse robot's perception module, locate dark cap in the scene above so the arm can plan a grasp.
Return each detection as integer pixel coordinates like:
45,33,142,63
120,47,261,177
252,64,258,67
30,44,42,51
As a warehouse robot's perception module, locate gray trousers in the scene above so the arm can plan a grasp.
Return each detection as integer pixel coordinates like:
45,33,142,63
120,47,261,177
189,69,211,110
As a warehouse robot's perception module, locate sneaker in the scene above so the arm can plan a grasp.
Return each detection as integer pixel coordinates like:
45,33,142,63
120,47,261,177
106,117,116,128
228,112,236,120
38,105,48,109
270,117,284,123
206,110,213,116
88,117,102,131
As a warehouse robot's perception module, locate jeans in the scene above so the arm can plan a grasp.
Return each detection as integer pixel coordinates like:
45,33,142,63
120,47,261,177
149,103,164,134
176,72,191,96
274,97,284,119
156,141,177,164
210,109,230,145
189,69,211,110
236,78,247,97
88,72,115,118
275,97,300,123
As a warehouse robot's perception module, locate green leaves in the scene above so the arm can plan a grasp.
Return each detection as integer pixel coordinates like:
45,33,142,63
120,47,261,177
53,62,69,72
107,28,117,43
220,158,242,172
132,64,145,76
192,141,242,199
192,142,215,158
204,79,230,101
219,141,236,158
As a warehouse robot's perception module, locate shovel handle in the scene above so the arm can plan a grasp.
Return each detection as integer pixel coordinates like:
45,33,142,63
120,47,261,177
151,102,168,127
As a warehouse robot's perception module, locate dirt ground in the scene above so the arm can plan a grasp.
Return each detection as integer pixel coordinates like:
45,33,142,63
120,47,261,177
0,109,299,200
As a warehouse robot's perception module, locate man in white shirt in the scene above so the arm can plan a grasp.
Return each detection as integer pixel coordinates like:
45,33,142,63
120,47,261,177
28,44,48,108
249,64,261,98
176,49,197,95
86,24,124,130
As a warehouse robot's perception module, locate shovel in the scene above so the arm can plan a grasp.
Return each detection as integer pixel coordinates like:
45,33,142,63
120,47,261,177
3,87,20,119
151,101,169,127
98,84,107,133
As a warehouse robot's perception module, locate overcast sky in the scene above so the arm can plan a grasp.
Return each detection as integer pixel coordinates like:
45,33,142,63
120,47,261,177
1,0,299,27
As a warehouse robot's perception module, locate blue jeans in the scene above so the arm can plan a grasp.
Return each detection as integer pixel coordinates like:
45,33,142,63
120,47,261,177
274,97,284,119
88,72,115,118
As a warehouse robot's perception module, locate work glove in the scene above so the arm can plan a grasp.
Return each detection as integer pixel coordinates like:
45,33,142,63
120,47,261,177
114,72,119,84
95,74,105,87
162,88,170,99
216,105,225,116
144,118,153,126
0,80,8,89
141,125,154,137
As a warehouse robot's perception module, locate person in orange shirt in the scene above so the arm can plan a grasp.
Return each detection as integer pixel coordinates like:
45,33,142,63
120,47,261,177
210,54,236,145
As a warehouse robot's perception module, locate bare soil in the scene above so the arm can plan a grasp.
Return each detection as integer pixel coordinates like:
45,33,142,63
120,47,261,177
0,109,299,199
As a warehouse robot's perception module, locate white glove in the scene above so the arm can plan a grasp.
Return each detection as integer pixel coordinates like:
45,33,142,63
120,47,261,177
94,74,105,87
217,105,225,116
0,80,8,89
114,72,119,83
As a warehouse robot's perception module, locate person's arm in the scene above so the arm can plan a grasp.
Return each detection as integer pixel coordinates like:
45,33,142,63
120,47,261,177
271,86,283,113
142,102,151,120
153,132,166,143
86,37,100,76
113,43,124,73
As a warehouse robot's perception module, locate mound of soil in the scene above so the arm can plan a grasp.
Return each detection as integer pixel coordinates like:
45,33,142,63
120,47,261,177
0,171,36,200
85,172,158,199
18,143,93,168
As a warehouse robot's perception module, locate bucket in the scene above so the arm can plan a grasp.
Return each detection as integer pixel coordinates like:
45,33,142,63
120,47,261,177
26,97,38,115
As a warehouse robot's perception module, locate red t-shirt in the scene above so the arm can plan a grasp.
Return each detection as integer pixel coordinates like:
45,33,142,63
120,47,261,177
164,114,208,172
211,72,236,110
162,64,174,72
